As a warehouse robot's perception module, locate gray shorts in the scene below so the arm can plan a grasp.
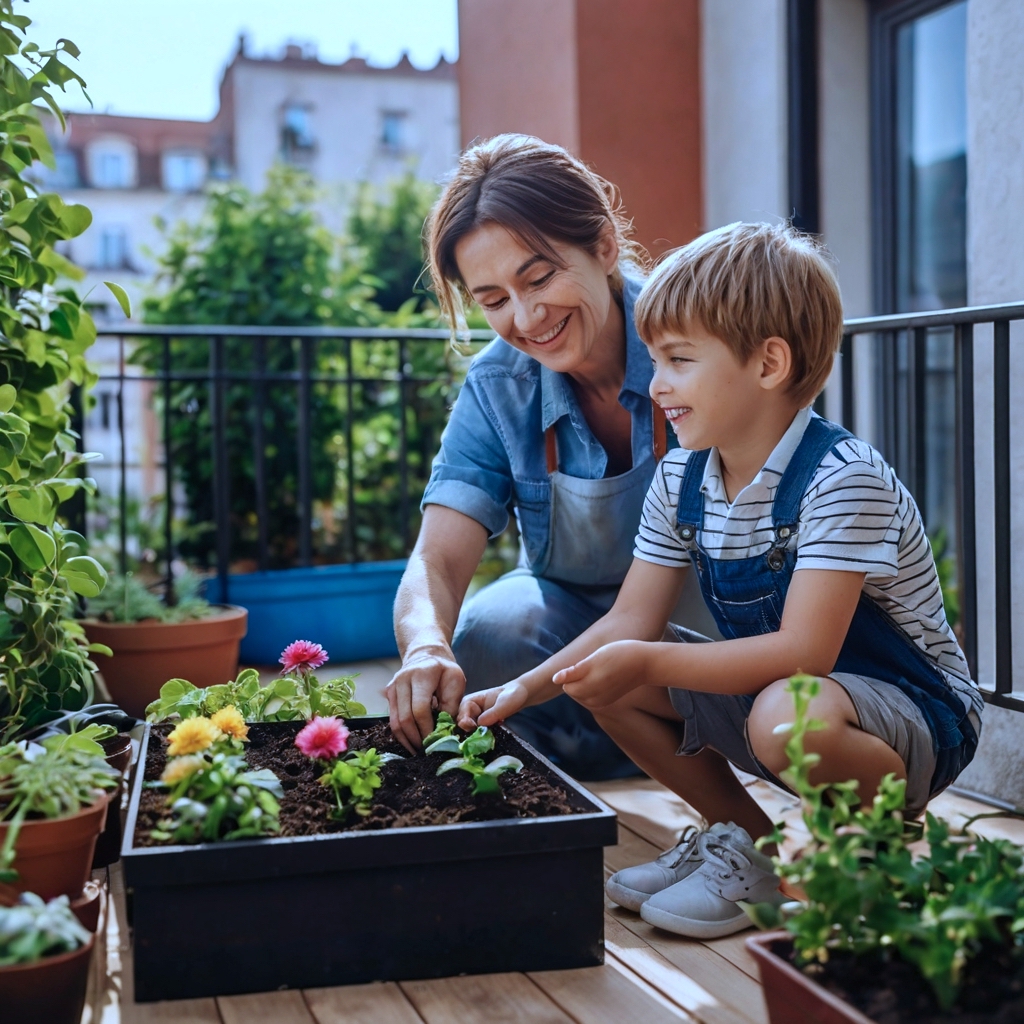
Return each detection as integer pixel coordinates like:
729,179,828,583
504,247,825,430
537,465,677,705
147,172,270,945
664,626,940,815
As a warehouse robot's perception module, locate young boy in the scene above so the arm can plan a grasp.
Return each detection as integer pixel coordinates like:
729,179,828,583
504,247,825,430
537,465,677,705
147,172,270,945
458,222,982,939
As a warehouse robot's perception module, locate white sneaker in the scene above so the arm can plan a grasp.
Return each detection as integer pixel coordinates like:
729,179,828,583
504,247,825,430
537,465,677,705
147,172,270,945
606,822,739,913
639,825,784,938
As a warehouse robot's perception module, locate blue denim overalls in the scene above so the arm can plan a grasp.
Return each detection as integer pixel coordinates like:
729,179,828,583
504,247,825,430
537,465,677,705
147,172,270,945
674,415,977,796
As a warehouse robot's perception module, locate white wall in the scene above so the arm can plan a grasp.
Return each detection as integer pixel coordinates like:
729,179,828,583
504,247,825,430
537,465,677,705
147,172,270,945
231,63,460,199
700,0,788,229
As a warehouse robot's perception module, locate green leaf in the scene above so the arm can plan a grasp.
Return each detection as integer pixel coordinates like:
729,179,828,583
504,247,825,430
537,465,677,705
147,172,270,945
0,384,17,413
482,755,523,776
424,735,461,756
9,523,56,570
435,757,470,776
104,281,131,318
60,555,108,597
7,486,54,525
59,203,92,237
39,245,85,282
86,642,113,657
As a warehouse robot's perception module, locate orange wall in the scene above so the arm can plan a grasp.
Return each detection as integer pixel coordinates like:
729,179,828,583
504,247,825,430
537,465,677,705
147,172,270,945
457,0,703,257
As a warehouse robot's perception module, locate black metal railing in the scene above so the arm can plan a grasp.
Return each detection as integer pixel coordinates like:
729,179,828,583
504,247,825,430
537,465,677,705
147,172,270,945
82,324,492,607
840,301,1024,711
83,306,1024,710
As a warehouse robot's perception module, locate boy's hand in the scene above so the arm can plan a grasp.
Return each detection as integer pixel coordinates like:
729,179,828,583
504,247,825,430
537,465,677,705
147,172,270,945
554,640,649,709
458,681,530,730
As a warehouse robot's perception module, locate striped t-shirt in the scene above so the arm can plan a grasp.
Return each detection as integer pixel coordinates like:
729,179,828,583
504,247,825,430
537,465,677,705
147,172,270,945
634,407,981,718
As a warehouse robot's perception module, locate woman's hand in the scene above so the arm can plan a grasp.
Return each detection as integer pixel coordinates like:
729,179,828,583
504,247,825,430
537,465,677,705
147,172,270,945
386,645,466,754
458,681,530,730
553,639,651,709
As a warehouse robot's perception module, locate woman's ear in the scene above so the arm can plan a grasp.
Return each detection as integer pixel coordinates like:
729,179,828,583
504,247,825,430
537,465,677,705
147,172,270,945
759,336,794,392
596,224,620,274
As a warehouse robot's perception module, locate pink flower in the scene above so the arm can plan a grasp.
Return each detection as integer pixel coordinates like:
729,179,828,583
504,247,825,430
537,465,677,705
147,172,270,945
279,640,328,673
295,716,349,760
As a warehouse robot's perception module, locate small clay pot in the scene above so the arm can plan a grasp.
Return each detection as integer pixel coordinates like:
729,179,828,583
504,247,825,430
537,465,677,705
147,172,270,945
0,796,110,902
0,931,95,1024
83,605,248,718
92,733,134,869
746,932,873,1024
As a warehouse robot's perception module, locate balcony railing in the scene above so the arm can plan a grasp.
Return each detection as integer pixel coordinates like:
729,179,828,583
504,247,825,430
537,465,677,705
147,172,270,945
81,305,1024,711
840,301,1024,712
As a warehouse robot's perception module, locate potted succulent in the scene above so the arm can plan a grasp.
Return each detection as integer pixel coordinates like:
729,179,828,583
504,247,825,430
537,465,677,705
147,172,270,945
0,727,118,901
746,675,1024,1023
122,641,616,1002
82,571,248,717
0,892,95,1024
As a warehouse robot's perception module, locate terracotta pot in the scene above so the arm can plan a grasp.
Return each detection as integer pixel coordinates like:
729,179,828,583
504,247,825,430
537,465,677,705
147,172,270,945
92,733,134,869
70,878,104,932
0,931,95,1024
0,796,110,902
746,932,874,1024
83,605,248,718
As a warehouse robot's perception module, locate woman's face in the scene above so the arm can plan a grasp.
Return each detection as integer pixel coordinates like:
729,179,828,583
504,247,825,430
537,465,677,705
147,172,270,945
454,222,620,375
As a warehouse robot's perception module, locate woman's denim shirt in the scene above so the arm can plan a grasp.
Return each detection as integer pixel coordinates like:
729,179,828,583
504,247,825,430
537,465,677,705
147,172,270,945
421,274,667,568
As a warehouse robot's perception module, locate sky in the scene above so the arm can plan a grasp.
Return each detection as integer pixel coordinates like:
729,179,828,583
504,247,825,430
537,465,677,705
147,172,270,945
20,0,459,122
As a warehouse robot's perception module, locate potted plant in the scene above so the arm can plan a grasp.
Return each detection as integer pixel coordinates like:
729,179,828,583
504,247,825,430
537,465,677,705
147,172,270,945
81,571,247,717
0,4,119,746
121,640,616,1002
0,727,118,901
0,892,95,1024
746,675,1024,1023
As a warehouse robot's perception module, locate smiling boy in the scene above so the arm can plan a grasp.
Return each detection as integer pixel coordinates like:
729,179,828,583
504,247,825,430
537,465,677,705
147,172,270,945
458,222,982,938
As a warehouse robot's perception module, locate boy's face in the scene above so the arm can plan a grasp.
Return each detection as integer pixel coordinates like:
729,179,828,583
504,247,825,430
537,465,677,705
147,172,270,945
646,328,769,451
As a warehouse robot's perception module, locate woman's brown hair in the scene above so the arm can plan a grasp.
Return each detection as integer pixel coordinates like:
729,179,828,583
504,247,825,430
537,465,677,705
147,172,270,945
425,134,645,334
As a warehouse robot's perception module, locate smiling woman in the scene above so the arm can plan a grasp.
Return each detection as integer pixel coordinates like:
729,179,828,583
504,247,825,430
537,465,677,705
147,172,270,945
385,135,679,779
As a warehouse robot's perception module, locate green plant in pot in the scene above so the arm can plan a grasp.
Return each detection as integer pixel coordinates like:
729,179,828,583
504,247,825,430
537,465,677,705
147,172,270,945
746,675,1024,1022
0,726,117,900
81,570,248,719
0,4,123,745
0,892,96,1024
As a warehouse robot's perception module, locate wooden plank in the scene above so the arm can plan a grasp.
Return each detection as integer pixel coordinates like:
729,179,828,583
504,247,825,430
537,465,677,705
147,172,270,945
107,862,222,1024
604,913,757,1024
218,990,315,1024
606,907,768,1024
305,982,425,1024
401,973,572,1024
605,821,663,876
928,791,1024,843
702,934,761,981
590,779,702,850
529,961,691,1024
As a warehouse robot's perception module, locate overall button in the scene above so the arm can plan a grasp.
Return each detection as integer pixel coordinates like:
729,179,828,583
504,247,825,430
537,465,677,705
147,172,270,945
766,549,786,572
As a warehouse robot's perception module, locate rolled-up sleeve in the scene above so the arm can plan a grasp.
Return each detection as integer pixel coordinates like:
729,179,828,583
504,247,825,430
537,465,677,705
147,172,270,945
421,376,513,538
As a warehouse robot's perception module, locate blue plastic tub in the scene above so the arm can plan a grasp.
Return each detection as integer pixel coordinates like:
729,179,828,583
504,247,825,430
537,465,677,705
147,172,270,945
204,560,406,666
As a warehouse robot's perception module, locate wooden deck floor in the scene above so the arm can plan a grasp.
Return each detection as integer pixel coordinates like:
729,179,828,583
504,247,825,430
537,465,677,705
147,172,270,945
81,775,1024,1024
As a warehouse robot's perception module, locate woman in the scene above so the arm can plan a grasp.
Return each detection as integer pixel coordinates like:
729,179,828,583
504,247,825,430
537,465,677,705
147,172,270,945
386,134,697,778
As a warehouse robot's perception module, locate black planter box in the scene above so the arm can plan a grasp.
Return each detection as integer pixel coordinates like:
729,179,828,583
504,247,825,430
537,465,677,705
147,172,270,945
122,723,618,1002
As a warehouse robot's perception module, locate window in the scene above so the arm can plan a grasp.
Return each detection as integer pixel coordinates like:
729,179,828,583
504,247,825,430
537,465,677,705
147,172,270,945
163,151,206,193
34,149,79,190
872,0,968,552
87,139,136,189
281,103,315,162
380,110,407,154
97,227,128,269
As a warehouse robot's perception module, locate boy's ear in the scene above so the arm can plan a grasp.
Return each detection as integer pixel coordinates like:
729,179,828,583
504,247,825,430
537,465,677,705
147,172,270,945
759,336,794,392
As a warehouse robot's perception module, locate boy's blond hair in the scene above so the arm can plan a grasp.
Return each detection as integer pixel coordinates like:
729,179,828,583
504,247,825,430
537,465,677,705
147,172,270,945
634,222,843,407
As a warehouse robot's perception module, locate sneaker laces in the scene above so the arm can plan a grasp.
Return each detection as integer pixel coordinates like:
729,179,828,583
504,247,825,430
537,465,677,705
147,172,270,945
698,830,774,902
655,825,704,869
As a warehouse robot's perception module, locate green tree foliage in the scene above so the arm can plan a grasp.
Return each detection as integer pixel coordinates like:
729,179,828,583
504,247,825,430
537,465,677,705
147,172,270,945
137,167,468,570
347,172,437,312
0,4,112,741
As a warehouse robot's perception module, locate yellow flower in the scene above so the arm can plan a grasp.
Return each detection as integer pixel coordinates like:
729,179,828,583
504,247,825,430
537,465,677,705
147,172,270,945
167,717,221,756
161,754,205,785
210,705,248,742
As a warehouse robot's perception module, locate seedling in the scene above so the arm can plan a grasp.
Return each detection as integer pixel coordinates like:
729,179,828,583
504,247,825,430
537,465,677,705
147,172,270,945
422,711,457,748
427,725,523,795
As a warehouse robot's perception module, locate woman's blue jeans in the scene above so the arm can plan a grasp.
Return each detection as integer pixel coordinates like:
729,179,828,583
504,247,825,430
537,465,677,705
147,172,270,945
451,569,641,780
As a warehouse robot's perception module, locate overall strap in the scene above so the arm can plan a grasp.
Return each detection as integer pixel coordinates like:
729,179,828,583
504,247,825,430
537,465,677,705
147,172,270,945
546,397,668,474
772,417,854,530
674,447,712,540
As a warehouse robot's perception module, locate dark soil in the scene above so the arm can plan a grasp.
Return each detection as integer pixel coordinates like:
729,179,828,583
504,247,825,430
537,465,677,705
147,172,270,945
775,938,1024,1023
134,720,593,846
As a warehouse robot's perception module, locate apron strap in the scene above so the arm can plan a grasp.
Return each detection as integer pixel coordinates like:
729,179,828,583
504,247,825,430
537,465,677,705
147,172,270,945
545,397,668,475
